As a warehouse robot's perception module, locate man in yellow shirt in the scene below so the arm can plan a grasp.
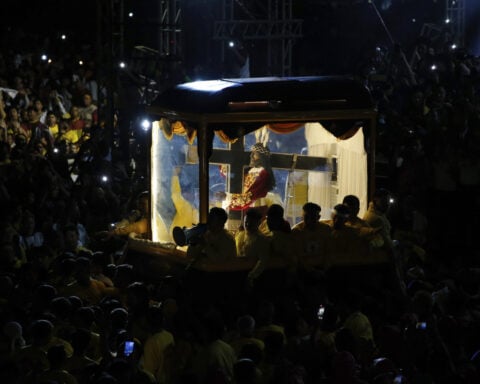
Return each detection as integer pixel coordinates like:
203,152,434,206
187,207,236,261
235,207,271,288
141,306,175,384
291,202,331,270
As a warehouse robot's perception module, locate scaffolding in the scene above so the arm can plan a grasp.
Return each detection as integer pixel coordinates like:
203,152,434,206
159,0,183,57
445,0,465,46
213,0,303,76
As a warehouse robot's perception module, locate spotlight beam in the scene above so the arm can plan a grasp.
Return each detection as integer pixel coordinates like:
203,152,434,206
368,0,416,85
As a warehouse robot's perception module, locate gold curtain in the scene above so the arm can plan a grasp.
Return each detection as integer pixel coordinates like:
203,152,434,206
157,118,356,144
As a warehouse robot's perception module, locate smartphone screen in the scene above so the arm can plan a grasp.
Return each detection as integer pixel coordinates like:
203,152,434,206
317,305,325,320
416,322,427,330
124,341,135,356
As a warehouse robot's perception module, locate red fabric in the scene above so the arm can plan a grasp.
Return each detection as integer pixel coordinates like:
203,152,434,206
246,168,270,200
69,119,85,131
229,168,272,211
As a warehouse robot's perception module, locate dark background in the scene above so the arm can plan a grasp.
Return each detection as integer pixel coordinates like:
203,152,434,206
1,0,479,78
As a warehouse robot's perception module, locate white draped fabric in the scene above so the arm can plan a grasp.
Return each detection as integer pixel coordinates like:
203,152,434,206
305,122,368,218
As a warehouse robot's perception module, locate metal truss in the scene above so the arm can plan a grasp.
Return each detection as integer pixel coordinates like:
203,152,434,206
214,0,303,76
445,0,465,46
159,0,183,57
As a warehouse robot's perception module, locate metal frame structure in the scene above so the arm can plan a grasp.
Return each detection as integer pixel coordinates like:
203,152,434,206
445,0,465,46
213,0,303,76
159,0,183,57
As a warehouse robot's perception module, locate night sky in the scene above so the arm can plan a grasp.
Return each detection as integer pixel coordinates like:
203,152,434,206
1,0,479,76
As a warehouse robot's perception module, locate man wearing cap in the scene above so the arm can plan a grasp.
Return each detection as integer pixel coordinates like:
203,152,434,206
187,207,237,262
363,188,394,252
291,202,331,270
363,189,406,297
327,203,372,268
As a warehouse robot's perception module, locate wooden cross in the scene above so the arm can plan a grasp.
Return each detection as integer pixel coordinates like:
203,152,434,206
209,139,332,223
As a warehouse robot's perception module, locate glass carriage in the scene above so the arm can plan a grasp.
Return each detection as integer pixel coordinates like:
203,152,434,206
128,76,377,271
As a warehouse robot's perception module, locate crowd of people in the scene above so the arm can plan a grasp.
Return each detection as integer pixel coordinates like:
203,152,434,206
0,19,480,384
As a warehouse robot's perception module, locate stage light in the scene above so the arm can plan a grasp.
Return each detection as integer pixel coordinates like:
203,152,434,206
228,41,235,48
41,54,48,61
140,118,151,131
445,18,451,24
431,64,437,71
128,12,134,17
61,34,66,40
119,61,127,69
412,18,416,23
79,60,84,66
451,44,457,50
48,59,52,64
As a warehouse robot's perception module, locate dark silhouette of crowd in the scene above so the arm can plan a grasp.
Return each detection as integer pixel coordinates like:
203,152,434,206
0,20,479,384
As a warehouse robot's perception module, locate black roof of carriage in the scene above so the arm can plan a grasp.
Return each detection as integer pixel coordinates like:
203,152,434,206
147,76,377,141
148,76,375,117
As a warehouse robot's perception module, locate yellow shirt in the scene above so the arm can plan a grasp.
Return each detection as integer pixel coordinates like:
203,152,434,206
48,124,59,138
269,230,296,270
141,330,175,384
327,225,371,268
187,228,236,261
235,230,271,280
61,129,82,144
291,221,331,268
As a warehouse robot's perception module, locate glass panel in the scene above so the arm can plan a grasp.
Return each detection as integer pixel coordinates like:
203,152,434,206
239,123,367,226
151,125,199,243
152,122,368,239
213,133,229,149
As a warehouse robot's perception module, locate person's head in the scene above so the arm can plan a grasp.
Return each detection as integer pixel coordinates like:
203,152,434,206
19,210,36,236
110,307,129,331
26,106,39,123
237,314,256,337
126,282,150,312
136,191,149,217
33,98,44,111
83,92,94,107
372,188,391,214
72,306,95,329
29,319,54,346
7,106,19,120
70,328,91,356
234,358,257,384
302,202,321,228
70,105,81,119
244,208,263,233
62,223,79,251
266,204,284,231
331,204,350,229
91,251,108,275
47,344,68,369
14,133,27,148
3,321,25,348
74,257,92,286
50,296,73,320
46,111,57,127
342,195,360,218
146,305,165,332
249,142,275,190
249,143,270,168
207,207,228,232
